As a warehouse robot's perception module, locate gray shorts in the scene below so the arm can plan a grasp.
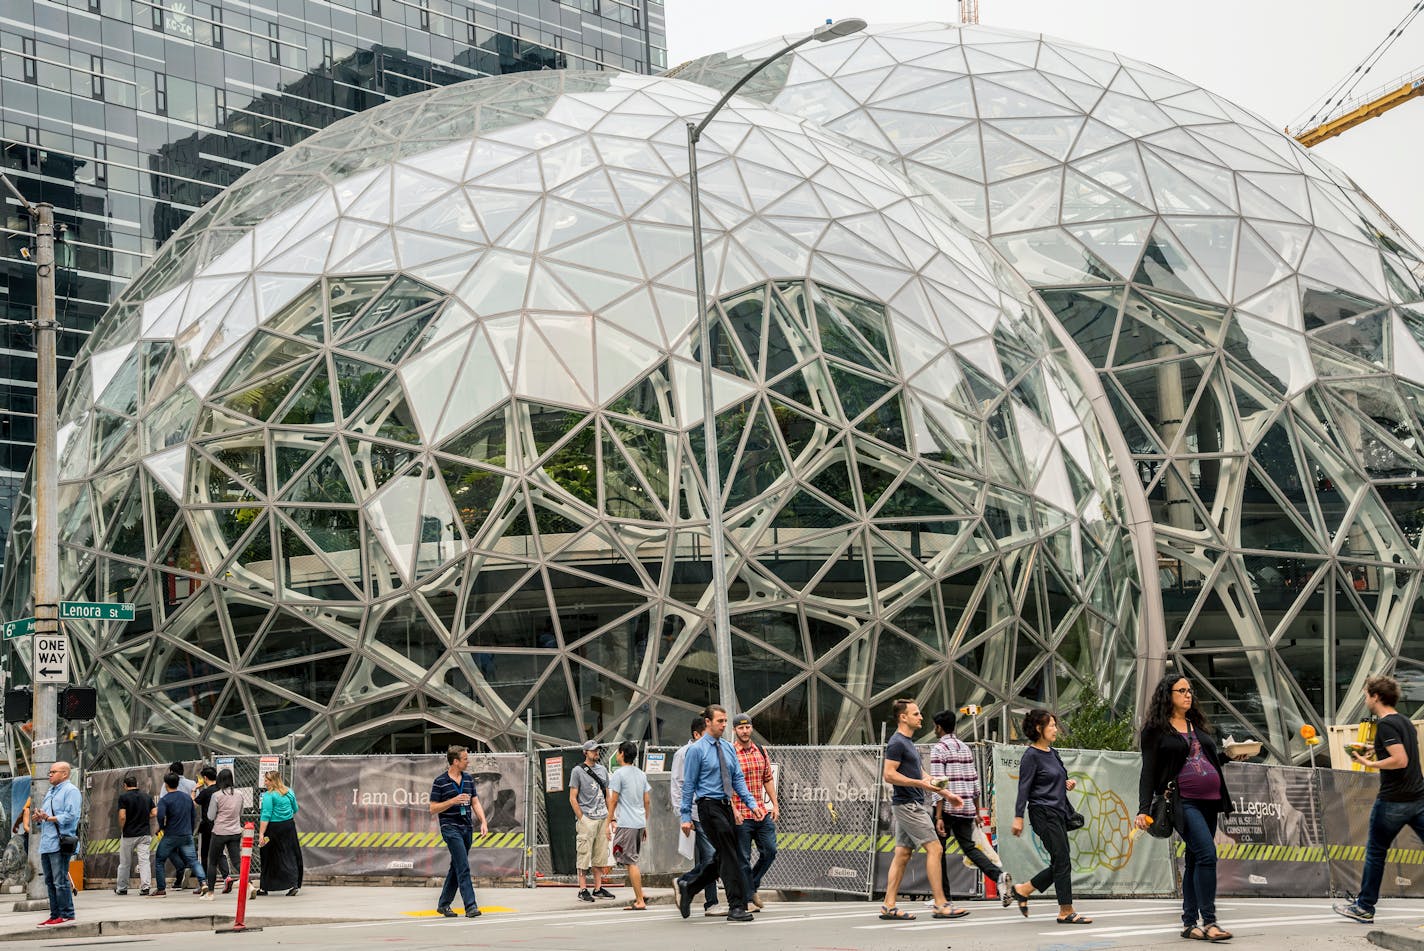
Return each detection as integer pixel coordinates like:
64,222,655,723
612,825,644,866
892,801,938,850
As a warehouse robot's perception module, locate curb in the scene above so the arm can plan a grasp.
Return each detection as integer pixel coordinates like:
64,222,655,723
0,915,360,941
1368,926,1424,951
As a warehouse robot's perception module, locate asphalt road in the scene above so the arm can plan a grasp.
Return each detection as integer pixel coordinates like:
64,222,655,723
12,897,1423,950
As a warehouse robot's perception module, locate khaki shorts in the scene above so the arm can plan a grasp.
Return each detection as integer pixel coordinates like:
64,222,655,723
575,814,610,869
892,801,939,850
612,825,644,866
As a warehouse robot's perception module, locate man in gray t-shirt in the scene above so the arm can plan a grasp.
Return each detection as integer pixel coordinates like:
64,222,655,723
568,741,613,902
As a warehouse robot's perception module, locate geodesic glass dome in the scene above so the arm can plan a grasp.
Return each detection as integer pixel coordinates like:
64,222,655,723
1,71,1139,759
678,23,1424,759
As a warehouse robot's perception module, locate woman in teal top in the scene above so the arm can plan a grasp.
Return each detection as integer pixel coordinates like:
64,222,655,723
252,771,302,898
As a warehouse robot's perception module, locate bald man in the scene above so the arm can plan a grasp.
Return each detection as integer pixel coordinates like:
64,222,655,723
33,761,81,926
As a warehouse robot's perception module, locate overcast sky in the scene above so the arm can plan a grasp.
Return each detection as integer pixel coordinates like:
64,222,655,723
665,0,1424,243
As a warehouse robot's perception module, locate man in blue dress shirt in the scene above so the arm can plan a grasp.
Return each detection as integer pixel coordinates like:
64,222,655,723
677,704,763,923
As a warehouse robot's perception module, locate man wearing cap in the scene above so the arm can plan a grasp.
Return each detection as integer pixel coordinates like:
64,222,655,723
569,740,615,903
732,713,779,911
677,705,764,924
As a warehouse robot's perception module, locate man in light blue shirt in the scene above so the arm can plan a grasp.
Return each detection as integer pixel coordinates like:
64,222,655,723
671,717,722,916
33,761,81,926
676,705,762,924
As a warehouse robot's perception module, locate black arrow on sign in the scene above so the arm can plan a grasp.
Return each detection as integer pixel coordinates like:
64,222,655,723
38,668,63,678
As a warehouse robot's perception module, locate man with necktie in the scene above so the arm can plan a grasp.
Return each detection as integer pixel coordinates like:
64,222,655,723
677,704,763,923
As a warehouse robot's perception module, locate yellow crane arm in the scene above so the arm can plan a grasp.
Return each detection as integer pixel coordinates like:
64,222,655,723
1294,72,1424,147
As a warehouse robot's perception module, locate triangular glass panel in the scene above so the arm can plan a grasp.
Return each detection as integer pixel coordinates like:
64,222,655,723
204,443,268,500
540,420,597,508
214,362,309,424
331,356,391,421
828,364,895,422
1250,420,1316,530
282,440,356,504
1037,287,1122,370
725,404,789,510
277,361,337,426
338,275,443,339
215,331,319,394
772,489,852,530
1134,221,1225,302
1239,465,1320,554
341,308,439,365
326,275,393,336
873,476,959,519
606,416,670,504
601,432,663,521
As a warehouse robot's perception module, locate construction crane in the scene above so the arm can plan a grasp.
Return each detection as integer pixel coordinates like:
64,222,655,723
959,0,979,25
1291,2,1424,147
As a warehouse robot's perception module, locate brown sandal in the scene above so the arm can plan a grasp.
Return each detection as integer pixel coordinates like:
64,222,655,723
1203,924,1233,942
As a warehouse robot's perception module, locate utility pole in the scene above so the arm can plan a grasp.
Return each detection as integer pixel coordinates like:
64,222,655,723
3,173,58,900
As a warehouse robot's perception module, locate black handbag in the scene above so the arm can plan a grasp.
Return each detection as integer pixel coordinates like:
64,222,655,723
1065,810,1086,831
1147,781,1175,838
58,833,79,854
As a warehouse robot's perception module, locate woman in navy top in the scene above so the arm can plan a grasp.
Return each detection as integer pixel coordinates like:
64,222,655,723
1135,675,1240,942
1004,709,1092,925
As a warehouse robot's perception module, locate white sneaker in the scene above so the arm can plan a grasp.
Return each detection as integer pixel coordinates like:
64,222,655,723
704,906,728,917
198,890,215,902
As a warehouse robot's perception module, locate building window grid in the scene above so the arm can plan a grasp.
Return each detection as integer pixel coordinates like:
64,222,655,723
212,7,224,49
214,87,228,125
92,141,108,186
154,72,168,115
268,23,281,64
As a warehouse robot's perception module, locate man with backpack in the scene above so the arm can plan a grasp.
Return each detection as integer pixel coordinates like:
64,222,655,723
568,740,614,903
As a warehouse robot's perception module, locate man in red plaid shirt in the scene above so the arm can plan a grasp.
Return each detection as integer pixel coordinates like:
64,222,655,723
732,713,779,911
930,710,1007,890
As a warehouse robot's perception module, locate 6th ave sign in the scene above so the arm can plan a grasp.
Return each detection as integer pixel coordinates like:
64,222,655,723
1,601,135,640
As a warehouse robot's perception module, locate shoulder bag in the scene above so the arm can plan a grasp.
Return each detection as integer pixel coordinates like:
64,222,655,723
1147,780,1176,838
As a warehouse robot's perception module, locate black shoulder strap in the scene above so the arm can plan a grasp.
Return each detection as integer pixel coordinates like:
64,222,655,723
581,762,608,796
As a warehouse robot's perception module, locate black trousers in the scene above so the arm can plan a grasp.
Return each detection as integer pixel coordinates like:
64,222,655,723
685,797,748,912
941,814,1001,881
1027,804,1072,905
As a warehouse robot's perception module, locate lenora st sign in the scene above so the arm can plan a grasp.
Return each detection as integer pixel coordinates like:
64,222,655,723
58,601,135,621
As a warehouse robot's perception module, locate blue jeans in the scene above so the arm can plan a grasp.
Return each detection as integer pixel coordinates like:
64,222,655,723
438,826,477,910
154,833,205,891
678,821,718,907
1358,797,1424,913
736,815,778,894
1178,799,1220,928
41,850,74,920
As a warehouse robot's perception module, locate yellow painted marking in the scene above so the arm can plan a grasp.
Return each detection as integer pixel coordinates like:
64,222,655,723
403,906,516,917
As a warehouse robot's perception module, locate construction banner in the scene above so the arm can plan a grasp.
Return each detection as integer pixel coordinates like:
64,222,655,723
292,753,526,880
1207,763,1327,896
761,745,883,896
82,762,200,878
1318,768,1424,899
991,744,1175,896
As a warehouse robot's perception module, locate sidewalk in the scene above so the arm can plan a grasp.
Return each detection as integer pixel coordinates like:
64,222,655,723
0,883,677,940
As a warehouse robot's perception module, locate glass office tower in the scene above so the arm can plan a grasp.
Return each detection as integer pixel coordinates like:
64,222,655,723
0,0,666,554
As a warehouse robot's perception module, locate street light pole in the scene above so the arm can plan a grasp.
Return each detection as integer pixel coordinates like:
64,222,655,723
3,173,59,901
686,19,866,715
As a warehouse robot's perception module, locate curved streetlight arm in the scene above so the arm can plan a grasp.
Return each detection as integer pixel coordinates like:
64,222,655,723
689,33,819,142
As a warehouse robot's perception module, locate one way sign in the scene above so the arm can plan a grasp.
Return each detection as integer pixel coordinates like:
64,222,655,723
34,634,69,684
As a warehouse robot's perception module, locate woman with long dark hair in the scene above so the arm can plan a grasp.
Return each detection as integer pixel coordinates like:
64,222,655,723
1003,709,1092,925
204,769,243,897
1135,675,1238,942
251,771,303,898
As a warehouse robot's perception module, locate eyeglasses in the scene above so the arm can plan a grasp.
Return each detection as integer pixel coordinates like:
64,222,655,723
1173,688,1194,695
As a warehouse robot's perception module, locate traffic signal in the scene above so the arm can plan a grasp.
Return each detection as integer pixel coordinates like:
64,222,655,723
3,687,31,724
59,686,96,720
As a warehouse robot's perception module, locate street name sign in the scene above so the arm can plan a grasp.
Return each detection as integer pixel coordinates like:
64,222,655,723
34,634,69,684
1,618,34,640
60,601,135,621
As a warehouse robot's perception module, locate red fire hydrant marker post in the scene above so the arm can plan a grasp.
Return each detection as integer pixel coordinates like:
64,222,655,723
216,822,263,934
